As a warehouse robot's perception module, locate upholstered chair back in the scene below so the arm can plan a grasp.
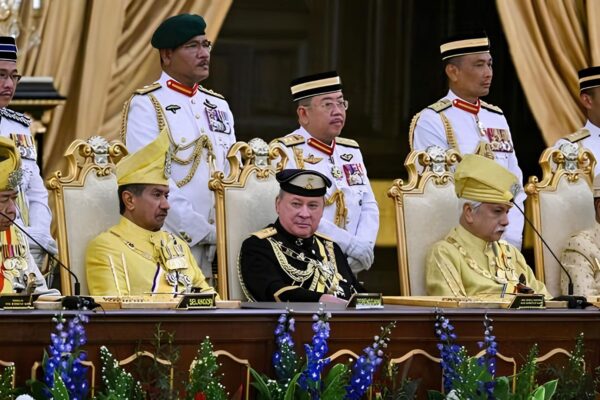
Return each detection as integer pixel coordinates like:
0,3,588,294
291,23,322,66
47,137,127,295
526,143,596,296
210,138,288,300
388,146,462,295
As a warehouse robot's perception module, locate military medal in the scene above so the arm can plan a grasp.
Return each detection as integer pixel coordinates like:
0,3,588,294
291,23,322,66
204,99,232,134
331,165,343,180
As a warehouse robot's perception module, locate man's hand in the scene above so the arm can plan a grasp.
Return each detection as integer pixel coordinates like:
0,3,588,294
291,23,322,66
347,237,374,268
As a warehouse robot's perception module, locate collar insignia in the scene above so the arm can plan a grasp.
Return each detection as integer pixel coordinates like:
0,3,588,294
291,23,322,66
203,99,217,109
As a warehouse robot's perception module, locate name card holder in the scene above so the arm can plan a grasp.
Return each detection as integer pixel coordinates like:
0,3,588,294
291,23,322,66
176,292,216,310
508,294,545,309
0,294,35,309
347,293,383,309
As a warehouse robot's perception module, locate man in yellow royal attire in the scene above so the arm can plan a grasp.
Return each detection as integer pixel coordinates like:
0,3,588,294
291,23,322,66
425,154,550,298
0,136,56,294
85,130,215,296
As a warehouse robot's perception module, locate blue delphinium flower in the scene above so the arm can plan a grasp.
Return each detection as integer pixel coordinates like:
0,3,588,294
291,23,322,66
476,314,497,398
43,313,90,400
433,309,463,394
298,309,331,398
345,322,396,399
272,312,299,386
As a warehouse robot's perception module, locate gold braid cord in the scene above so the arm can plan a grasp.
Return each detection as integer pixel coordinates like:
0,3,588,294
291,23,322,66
325,189,348,229
147,94,214,188
407,112,421,151
440,112,459,151
119,95,134,144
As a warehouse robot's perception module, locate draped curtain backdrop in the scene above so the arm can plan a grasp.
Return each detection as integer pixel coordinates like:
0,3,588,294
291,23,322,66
15,0,232,175
497,0,600,145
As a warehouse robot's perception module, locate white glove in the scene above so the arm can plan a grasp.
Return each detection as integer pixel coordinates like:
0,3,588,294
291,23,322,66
347,237,374,269
200,226,217,245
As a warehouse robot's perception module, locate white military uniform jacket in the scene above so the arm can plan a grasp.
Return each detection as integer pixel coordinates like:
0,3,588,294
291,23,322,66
555,120,600,176
0,108,54,258
122,72,236,278
275,127,379,273
411,89,525,249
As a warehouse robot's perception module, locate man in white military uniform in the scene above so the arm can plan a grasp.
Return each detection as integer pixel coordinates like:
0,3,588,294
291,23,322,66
121,14,236,281
274,71,379,274
0,36,56,268
555,66,600,175
409,32,525,249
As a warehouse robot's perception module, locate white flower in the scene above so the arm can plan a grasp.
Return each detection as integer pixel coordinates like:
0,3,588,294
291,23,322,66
16,395,35,400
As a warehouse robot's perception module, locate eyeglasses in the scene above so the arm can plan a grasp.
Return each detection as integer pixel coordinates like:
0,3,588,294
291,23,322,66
307,99,349,112
181,40,213,53
0,71,21,83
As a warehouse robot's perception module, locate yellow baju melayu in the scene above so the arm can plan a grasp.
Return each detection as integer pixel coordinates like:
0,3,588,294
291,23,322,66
85,217,213,296
426,225,550,298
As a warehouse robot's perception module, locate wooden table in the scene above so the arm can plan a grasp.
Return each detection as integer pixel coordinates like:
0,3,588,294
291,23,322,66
1,304,598,396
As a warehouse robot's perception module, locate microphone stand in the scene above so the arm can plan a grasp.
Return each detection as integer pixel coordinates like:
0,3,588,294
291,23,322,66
0,210,80,296
511,202,589,309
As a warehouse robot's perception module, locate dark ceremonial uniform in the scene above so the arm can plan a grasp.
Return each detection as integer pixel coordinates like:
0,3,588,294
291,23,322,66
239,220,365,302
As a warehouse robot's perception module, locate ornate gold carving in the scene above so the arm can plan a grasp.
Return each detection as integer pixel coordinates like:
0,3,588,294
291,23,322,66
46,137,128,295
208,139,287,299
387,147,462,296
525,145,595,284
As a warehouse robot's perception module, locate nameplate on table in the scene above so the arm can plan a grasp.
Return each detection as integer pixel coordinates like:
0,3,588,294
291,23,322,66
0,294,35,309
508,294,545,309
347,293,383,309
177,293,216,309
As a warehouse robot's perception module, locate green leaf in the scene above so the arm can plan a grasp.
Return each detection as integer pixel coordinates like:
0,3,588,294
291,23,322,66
283,372,302,400
538,379,557,400
492,376,511,400
427,390,446,400
50,370,70,400
322,364,349,400
249,368,273,400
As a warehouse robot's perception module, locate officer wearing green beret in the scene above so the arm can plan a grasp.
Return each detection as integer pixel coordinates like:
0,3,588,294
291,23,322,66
121,14,236,284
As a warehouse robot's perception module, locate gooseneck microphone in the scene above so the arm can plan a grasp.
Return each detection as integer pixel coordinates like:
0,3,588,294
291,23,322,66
0,210,80,296
510,201,589,308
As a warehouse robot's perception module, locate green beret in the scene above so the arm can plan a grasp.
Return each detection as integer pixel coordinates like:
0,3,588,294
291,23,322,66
151,14,206,49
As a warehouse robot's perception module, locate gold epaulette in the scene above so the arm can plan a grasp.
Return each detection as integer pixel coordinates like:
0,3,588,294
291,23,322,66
427,99,452,113
199,85,225,99
134,82,161,95
252,227,277,239
314,232,334,242
274,134,305,147
480,100,503,115
336,137,360,148
564,128,591,143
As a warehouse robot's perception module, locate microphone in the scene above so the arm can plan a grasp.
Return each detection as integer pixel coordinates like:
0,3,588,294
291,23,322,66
510,201,589,309
0,210,81,296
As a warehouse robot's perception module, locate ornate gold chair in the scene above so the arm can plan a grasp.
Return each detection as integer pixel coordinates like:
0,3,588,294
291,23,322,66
47,137,127,295
387,146,462,295
119,350,174,391
525,143,596,296
209,138,288,300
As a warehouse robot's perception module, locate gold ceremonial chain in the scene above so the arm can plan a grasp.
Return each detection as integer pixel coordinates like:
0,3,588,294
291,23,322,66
146,93,216,188
110,231,154,261
446,237,517,285
267,237,344,296
171,135,215,188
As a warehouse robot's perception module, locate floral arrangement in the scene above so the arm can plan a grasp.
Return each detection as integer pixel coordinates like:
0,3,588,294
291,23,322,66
428,309,558,400
251,309,395,399
186,337,228,400
94,345,144,400
28,313,90,400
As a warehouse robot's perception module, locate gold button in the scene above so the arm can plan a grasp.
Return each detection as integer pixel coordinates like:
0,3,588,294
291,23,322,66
209,219,215,224
195,114,201,119
181,137,187,143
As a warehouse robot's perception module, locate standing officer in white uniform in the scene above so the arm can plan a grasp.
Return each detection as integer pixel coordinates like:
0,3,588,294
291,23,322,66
0,36,56,268
409,32,525,249
121,14,236,281
274,71,379,275
555,66,600,175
